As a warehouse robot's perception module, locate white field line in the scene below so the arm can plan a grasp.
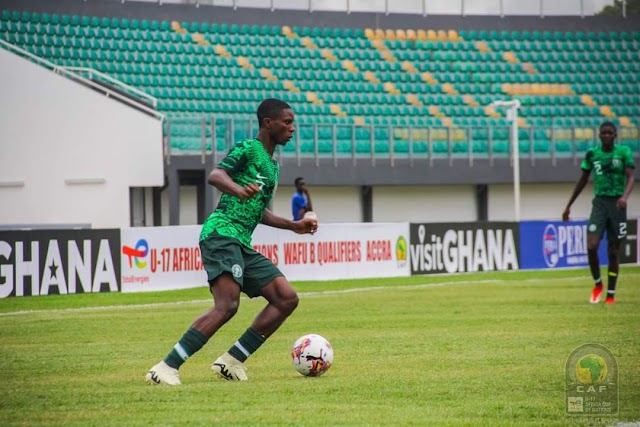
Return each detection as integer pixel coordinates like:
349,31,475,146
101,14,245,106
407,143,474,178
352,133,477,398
0,274,638,318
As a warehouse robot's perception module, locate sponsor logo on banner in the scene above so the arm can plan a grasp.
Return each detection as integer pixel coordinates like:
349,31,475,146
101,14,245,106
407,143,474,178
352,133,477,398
121,234,203,286
542,223,589,267
121,226,208,292
409,222,519,275
396,236,407,268
122,239,149,269
0,229,120,298
519,221,608,270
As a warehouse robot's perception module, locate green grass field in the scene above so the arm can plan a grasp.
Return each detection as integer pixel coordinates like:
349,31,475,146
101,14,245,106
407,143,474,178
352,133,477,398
1,267,639,426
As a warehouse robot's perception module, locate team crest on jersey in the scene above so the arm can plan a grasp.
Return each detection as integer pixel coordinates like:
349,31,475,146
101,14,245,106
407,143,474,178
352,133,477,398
612,159,620,168
231,264,243,278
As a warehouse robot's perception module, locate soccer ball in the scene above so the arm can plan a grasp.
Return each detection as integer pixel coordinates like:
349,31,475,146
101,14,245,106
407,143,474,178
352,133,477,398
303,211,318,221
291,334,333,377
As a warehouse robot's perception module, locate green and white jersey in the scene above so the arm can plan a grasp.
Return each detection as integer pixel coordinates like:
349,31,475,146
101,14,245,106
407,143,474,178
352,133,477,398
581,145,635,197
200,139,280,247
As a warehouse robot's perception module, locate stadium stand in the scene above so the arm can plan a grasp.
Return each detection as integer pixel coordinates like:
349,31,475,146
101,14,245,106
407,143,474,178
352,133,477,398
1,8,639,158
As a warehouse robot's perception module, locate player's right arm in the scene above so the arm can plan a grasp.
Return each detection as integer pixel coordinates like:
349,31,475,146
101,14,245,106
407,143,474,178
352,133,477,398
208,141,260,200
208,168,260,200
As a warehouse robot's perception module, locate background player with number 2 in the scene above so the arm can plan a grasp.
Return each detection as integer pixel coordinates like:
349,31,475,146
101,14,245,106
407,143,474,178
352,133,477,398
562,121,635,305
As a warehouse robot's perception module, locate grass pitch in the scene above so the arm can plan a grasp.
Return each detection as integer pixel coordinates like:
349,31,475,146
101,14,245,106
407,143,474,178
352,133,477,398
0,267,639,426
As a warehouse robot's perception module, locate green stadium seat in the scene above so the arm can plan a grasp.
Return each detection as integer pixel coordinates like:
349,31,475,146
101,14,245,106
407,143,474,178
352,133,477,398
3,15,637,157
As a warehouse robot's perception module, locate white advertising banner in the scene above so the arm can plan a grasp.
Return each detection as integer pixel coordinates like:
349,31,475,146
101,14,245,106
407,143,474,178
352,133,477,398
120,223,410,293
253,222,410,281
120,225,205,293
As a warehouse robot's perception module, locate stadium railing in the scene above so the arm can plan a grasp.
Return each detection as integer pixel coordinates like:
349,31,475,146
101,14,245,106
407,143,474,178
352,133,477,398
164,116,640,166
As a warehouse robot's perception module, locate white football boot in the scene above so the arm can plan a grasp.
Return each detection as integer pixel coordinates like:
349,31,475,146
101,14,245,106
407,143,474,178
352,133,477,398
211,352,248,381
145,361,181,386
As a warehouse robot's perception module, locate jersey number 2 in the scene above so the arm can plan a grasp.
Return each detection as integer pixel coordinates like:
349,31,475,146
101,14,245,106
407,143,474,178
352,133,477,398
593,161,602,175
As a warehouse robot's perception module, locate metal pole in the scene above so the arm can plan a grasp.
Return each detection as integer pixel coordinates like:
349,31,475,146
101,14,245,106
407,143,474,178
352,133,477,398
201,116,206,164
488,125,493,167
351,124,356,166
622,0,627,18
370,124,375,167
447,126,453,167
551,124,556,167
333,124,337,167
408,125,414,167
572,126,577,165
422,0,427,17
468,126,473,167
461,0,465,17
540,0,544,18
385,0,389,15
500,0,504,18
511,113,520,222
314,123,319,167
490,99,521,222
165,117,171,165
211,115,216,159
428,127,433,167
296,124,301,167
389,124,394,167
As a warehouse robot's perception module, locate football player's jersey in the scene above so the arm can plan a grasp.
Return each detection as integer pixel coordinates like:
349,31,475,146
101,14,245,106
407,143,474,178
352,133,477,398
200,139,280,247
581,145,635,197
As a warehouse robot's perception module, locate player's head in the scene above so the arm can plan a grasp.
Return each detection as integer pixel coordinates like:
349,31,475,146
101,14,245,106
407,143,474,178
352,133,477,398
295,177,306,191
599,121,617,147
256,98,294,146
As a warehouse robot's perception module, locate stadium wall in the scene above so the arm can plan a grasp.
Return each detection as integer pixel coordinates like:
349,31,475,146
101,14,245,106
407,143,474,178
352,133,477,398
167,182,630,225
0,48,164,228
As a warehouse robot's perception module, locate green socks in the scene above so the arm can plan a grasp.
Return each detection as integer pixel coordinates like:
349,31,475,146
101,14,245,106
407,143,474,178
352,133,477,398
228,328,266,362
162,327,266,368
164,327,209,369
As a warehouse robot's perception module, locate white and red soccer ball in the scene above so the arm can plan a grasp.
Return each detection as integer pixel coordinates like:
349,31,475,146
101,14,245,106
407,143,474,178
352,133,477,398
291,334,333,377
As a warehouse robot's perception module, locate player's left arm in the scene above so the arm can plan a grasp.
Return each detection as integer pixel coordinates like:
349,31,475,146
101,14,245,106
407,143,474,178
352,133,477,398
617,166,635,209
262,209,317,235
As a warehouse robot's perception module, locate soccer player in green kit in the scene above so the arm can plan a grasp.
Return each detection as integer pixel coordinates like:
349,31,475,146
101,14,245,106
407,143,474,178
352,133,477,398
563,121,635,305
146,99,318,385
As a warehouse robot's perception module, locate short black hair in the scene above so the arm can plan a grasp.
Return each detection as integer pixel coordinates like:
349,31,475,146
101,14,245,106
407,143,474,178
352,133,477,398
294,177,305,186
600,121,617,131
257,98,291,128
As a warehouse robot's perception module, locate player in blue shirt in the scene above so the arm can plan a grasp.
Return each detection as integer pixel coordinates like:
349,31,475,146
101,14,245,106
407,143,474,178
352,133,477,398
291,177,313,220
